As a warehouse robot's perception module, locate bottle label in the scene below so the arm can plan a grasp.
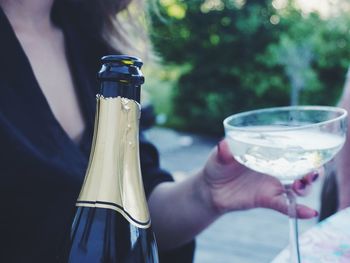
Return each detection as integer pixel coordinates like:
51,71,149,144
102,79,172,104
77,96,151,229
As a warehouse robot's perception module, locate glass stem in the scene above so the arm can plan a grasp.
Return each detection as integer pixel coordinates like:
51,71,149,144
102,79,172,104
285,184,301,263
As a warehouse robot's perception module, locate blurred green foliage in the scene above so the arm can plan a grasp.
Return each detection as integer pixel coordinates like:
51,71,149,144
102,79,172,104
149,0,350,135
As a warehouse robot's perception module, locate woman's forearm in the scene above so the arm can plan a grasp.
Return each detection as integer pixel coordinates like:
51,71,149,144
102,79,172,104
336,82,350,209
336,145,350,209
148,171,220,250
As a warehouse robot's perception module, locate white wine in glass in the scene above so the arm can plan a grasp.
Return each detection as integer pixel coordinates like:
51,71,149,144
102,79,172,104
224,106,347,263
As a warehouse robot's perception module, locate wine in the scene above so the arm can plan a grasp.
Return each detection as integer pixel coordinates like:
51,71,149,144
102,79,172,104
59,56,159,262
227,127,345,184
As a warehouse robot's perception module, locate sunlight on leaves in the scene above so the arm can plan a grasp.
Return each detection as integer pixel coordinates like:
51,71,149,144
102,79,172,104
233,0,246,9
200,0,225,13
210,34,220,45
221,16,231,26
270,15,280,25
160,0,186,19
272,0,288,10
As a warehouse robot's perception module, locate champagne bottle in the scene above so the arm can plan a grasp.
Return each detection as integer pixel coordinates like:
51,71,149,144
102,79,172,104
60,55,159,263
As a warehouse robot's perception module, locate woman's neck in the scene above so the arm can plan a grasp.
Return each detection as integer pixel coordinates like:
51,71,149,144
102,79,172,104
0,0,55,32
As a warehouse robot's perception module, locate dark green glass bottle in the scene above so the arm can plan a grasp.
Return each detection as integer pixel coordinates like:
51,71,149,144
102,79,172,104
60,55,159,263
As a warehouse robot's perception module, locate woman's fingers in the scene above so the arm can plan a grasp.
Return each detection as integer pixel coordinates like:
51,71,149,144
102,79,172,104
216,139,235,165
293,177,312,196
267,196,318,219
293,169,322,196
296,203,319,219
262,194,318,219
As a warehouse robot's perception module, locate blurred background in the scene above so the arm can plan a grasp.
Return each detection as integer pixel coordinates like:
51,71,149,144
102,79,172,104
144,0,350,136
141,0,350,262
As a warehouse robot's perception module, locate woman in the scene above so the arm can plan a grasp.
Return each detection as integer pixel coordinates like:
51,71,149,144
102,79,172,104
0,0,318,262
321,68,350,220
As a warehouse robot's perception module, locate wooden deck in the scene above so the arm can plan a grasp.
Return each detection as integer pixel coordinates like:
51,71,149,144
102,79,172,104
145,127,322,263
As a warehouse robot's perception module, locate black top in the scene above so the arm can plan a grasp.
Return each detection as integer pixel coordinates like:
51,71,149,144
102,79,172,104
0,4,194,263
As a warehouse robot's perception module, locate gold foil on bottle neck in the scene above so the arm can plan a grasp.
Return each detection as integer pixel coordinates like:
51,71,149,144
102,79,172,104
76,96,151,229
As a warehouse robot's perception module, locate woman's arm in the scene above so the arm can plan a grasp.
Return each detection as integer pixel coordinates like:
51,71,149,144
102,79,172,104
336,73,350,210
148,140,318,250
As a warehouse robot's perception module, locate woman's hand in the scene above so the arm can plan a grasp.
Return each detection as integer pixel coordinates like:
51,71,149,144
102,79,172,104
201,140,319,218
149,139,319,249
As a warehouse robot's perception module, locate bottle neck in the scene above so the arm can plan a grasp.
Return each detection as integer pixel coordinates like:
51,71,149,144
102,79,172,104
77,96,150,228
99,81,141,103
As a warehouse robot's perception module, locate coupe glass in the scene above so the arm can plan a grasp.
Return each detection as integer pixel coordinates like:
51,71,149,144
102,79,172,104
223,106,347,263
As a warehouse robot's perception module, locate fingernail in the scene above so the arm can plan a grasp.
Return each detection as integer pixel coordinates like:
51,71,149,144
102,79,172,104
217,140,226,164
216,140,233,165
304,209,318,218
296,180,306,190
312,173,319,182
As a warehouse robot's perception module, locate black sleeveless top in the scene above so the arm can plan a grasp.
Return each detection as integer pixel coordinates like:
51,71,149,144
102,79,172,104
0,5,194,263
